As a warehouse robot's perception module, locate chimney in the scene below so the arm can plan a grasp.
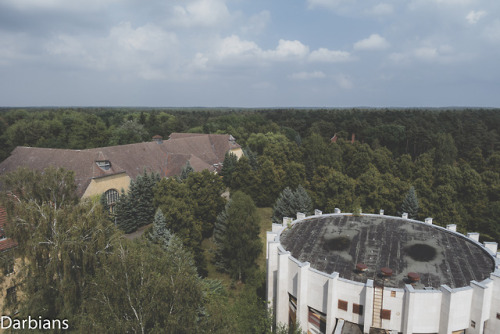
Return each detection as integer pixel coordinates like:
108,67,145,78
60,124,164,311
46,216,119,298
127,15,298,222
483,242,498,254
296,212,306,220
379,209,384,215
334,208,341,214
282,217,292,227
467,232,480,242
152,135,163,144
425,217,433,224
402,213,408,219
446,224,457,232
314,209,323,216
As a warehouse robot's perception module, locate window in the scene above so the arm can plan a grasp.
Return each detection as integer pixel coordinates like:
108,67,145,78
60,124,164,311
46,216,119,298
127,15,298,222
96,160,111,170
470,320,475,328
308,307,326,334
338,299,348,311
289,294,297,328
391,290,396,297
104,189,119,213
381,309,391,320
353,303,363,315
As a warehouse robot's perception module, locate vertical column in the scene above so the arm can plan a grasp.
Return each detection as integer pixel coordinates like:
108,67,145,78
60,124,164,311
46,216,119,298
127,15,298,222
470,280,492,334
403,284,415,334
439,285,453,334
363,279,374,333
297,262,310,329
267,241,279,306
276,251,290,326
326,273,339,334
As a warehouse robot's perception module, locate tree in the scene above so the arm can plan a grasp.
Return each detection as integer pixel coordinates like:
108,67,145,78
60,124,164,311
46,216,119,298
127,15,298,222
180,160,194,180
272,185,313,224
213,191,261,281
400,186,419,219
82,238,204,334
114,171,160,233
147,208,172,246
219,152,238,187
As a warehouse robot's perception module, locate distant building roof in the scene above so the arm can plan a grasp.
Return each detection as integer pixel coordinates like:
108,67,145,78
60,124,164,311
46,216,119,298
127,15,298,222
0,133,241,197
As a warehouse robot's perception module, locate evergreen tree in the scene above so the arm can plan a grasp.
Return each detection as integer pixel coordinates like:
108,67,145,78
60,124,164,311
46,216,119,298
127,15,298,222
148,208,172,247
220,152,238,186
272,185,313,224
114,171,160,233
213,191,261,281
400,186,419,219
180,160,194,180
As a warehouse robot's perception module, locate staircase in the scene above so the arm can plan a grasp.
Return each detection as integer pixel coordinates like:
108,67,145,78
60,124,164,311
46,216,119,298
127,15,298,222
372,286,383,328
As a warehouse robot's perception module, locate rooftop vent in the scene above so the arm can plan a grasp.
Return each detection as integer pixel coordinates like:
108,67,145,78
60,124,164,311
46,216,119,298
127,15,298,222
152,135,163,144
96,160,111,171
356,263,368,272
381,267,393,277
407,272,420,283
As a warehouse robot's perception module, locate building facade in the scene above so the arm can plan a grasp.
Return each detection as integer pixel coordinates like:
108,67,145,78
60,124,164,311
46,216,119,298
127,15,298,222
267,211,500,334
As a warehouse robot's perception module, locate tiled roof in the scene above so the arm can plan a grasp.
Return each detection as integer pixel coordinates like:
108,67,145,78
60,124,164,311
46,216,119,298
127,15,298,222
0,133,239,197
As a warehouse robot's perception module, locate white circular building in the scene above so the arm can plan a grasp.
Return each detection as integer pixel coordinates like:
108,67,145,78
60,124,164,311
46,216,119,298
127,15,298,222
266,211,500,334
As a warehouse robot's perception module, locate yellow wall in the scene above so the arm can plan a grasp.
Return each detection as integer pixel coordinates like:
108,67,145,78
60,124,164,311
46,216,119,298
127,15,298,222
230,147,244,159
82,173,131,198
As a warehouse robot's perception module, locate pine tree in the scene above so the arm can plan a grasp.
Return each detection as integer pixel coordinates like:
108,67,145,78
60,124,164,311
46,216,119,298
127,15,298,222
272,185,313,224
148,208,172,247
220,152,238,186
400,186,419,219
213,191,261,282
180,160,194,180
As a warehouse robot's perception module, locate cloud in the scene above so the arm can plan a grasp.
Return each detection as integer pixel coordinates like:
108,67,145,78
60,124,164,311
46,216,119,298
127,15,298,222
289,71,326,80
1,0,118,11
466,10,486,24
172,0,231,27
306,0,354,10
335,74,353,89
216,35,261,60
264,39,310,60
240,10,271,35
354,34,390,50
309,48,352,62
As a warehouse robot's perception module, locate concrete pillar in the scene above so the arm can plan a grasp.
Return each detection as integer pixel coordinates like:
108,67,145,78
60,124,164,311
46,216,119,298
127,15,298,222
483,242,498,254
276,251,291,326
266,231,278,259
439,285,453,334
470,280,493,334
425,217,433,224
467,232,480,242
363,279,374,333
402,213,408,219
297,262,310,329
403,284,416,334
485,272,500,334
379,209,384,215
446,224,457,232
267,242,279,306
283,217,292,227
297,212,306,220
334,208,341,214
314,209,323,216
326,272,339,334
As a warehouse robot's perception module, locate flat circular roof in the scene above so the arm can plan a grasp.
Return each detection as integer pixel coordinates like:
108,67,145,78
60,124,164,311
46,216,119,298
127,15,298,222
279,214,495,289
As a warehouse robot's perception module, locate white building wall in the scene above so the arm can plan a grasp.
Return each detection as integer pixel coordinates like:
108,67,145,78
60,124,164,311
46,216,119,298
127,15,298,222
381,288,404,332
485,271,500,334
409,290,443,333
439,285,473,333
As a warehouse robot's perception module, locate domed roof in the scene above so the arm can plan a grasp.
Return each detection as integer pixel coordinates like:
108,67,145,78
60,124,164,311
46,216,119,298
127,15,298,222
279,214,495,289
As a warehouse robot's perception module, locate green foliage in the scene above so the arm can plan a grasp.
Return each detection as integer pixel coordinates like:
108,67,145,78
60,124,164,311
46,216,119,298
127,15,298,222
114,171,160,233
147,208,172,247
219,152,238,186
272,185,313,224
400,186,419,219
180,160,195,180
213,191,261,281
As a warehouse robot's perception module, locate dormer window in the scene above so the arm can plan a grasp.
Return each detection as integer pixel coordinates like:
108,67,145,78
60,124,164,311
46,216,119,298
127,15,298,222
96,160,111,171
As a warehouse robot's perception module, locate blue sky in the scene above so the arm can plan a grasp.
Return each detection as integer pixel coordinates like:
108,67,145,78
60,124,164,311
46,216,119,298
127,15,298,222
0,0,499,107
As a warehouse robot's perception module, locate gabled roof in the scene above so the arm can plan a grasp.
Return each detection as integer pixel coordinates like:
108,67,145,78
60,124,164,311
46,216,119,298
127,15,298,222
0,133,240,197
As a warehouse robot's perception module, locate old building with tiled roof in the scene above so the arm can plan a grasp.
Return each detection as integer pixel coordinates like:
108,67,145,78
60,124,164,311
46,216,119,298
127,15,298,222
0,133,242,204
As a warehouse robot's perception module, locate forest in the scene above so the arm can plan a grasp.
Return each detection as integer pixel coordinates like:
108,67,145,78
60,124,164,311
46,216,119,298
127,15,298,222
0,107,499,332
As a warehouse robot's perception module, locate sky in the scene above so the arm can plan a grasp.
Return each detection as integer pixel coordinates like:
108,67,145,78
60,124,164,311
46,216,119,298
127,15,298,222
0,0,499,108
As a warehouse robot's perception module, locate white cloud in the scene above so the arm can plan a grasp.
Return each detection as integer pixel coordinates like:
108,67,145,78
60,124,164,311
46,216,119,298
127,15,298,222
264,39,310,60
172,0,231,27
309,48,352,62
216,35,261,60
290,71,326,80
466,10,486,24
354,34,390,50
110,22,177,53
2,0,118,12
335,74,353,89
482,20,500,43
240,10,271,35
